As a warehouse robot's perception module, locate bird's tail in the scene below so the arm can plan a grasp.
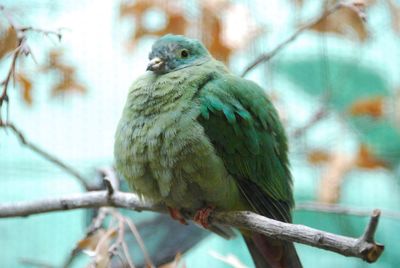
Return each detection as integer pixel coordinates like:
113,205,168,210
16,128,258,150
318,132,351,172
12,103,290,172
243,233,302,268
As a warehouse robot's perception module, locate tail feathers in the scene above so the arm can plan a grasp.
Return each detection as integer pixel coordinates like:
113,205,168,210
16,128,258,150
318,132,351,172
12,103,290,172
244,233,302,268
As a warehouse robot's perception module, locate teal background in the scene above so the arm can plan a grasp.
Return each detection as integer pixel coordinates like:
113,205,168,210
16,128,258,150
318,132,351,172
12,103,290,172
1,1,399,267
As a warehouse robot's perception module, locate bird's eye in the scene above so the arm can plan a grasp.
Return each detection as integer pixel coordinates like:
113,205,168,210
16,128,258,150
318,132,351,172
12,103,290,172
180,49,189,58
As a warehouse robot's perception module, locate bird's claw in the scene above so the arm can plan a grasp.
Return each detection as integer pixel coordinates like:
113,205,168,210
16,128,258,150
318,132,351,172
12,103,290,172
194,206,215,228
167,207,187,225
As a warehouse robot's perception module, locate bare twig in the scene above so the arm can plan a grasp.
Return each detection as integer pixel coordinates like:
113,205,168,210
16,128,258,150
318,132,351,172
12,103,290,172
94,227,117,258
361,209,380,243
291,107,328,138
99,167,120,192
0,190,384,263
241,2,344,77
109,210,136,268
0,5,64,120
18,26,63,41
296,202,400,220
124,216,155,268
121,239,135,268
0,40,25,118
87,207,110,235
0,122,90,189
19,258,56,268
88,227,117,268
69,202,152,267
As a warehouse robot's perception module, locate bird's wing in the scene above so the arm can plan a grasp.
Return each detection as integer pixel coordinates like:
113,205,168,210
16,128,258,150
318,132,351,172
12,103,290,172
197,74,294,222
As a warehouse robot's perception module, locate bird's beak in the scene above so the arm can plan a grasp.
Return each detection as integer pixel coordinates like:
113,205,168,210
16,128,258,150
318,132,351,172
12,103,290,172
146,57,164,72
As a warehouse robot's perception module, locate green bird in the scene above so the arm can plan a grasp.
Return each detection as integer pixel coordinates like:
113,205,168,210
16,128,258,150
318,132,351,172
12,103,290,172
114,34,301,268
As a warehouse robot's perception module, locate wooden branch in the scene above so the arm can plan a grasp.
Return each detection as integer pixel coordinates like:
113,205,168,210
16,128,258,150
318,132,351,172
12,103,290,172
241,2,344,77
0,190,384,263
296,202,400,221
213,210,383,263
291,107,328,138
0,40,23,115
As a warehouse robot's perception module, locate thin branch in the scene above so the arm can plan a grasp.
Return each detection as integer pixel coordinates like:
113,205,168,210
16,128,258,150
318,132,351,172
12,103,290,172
0,191,158,217
121,239,135,268
110,210,136,268
0,190,384,263
0,5,62,108
19,258,56,268
0,41,24,116
18,26,63,41
87,207,110,235
241,2,344,77
89,227,117,268
296,202,400,221
361,209,380,243
0,122,91,189
291,107,328,138
124,217,155,268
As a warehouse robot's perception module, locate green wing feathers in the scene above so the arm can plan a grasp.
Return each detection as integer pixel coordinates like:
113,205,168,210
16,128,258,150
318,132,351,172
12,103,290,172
198,75,294,223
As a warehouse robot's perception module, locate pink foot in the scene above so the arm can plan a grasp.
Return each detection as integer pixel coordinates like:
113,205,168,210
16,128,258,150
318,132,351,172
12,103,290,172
167,207,187,225
194,206,215,228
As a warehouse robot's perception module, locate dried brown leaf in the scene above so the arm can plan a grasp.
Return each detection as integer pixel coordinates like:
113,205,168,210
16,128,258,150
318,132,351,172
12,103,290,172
16,73,33,105
348,96,384,118
119,0,261,63
77,228,117,268
119,0,246,63
40,49,86,97
0,26,18,59
307,150,331,164
356,144,387,169
387,0,400,34
160,252,185,268
292,0,303,7
77,229,106,251
310,4,368,42
120,1,149,17
51,75,86,97
120,0,187,50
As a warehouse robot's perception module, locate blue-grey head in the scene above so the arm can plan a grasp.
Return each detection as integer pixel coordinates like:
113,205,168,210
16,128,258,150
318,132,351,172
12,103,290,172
147,34,211,74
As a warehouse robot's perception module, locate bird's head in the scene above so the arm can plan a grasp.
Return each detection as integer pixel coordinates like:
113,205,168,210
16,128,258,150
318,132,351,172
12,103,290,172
147,34,211,74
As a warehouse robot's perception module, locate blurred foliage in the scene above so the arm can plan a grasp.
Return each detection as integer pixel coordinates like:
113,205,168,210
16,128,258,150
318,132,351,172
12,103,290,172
40,49,86,97
310,3,368,42
276,57,400,168
119,0,261,63
0,19,85,108
0,25,18,59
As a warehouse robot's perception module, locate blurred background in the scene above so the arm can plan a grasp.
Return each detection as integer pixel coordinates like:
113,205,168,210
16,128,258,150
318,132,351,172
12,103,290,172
0,0,400,267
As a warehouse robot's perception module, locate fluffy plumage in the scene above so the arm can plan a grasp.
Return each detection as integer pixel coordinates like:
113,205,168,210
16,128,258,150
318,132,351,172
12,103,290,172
114,34,301,268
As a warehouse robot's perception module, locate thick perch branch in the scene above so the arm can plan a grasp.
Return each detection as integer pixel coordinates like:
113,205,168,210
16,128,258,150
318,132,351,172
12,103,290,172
212,210,383,263
0,190,384,263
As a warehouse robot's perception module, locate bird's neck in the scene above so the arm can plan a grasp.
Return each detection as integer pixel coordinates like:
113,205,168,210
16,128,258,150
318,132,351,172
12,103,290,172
123,60,228,120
